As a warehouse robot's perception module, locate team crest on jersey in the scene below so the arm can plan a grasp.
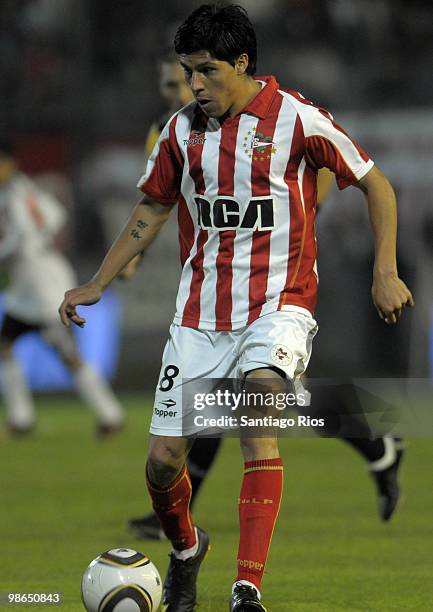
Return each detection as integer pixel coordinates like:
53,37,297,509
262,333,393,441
243,130,277,161
271,344,293,366
183,130,206,146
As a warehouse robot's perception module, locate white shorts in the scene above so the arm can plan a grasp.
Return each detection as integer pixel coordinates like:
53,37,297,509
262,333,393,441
150,307,318,437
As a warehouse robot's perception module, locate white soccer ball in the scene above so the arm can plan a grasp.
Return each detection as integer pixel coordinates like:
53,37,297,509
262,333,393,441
81,548,162,611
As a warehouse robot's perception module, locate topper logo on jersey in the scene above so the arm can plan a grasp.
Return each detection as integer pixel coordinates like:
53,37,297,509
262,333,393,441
183,130,206,146
194,196,275,231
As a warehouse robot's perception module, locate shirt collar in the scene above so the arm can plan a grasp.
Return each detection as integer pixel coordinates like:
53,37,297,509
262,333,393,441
242,75,279,119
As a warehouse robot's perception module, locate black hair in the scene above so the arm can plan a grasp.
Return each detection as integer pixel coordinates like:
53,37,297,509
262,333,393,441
174,4,257,75
0,137,14,157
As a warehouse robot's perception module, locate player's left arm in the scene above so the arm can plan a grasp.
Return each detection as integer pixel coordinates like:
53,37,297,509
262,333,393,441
356,165,414,324
116,121,165,282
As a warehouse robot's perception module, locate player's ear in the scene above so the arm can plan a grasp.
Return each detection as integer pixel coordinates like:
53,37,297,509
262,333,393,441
235,53,249,75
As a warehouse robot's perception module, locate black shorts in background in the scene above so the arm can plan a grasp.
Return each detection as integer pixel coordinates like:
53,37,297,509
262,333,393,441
0,314,42,342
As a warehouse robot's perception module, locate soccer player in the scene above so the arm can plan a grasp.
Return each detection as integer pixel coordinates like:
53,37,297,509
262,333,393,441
60,5,413,610
0,139,124,437
129,59,404,538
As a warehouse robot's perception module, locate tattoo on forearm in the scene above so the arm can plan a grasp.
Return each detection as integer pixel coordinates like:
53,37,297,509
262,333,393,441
129,219,149,240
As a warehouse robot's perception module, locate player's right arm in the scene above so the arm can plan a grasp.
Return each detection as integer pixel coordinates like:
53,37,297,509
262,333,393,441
116,121,164,281
59,196,173,327
60,113,183,328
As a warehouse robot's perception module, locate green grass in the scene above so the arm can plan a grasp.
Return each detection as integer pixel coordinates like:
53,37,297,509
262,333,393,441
1,396,432,611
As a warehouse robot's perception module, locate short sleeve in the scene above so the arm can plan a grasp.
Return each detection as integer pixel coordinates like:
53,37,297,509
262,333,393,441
305,108,374,190
137,114,184,205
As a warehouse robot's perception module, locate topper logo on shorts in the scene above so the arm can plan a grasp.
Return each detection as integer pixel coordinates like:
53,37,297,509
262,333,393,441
160,399,176,408
271,344,293,366
155,399,177,418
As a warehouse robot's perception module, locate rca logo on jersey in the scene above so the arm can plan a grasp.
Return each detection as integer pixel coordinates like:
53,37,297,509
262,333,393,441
243,130,277,161
271,344,293,366
194,196,275,231
183,130,206,146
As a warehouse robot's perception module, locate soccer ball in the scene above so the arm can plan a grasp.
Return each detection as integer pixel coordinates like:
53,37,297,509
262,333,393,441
81,548,162,611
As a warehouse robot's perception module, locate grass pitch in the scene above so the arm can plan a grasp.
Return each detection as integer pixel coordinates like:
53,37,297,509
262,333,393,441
1,395,432,611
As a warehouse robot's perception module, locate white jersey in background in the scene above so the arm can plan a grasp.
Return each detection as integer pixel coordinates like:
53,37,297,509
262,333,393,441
0,173,76,323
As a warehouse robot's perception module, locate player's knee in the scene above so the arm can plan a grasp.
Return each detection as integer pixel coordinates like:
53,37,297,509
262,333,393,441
57,343,81,370
147,437,188,486
63,354,82,371
240,436,279,461
146,456,179,488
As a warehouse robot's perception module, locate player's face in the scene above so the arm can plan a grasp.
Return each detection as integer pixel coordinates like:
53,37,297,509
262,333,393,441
179,50,247,119
159,62,193,112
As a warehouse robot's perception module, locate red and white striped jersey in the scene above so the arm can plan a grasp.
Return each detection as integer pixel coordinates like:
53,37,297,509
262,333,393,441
138,75,373,331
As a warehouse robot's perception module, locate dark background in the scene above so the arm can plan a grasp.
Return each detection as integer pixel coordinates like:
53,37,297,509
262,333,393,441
1,0,432,388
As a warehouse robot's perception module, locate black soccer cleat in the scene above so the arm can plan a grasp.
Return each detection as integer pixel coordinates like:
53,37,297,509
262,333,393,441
7,422,35,437
372,444,405,522
229,583,268,612
95,420,124,439
162,526,209,611
128,512,166,540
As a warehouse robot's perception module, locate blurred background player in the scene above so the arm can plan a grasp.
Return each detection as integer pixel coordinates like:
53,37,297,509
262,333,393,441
127,51,223,539
0,138,125,436
125,52,403,540
144,50,193,158
119,50,195,282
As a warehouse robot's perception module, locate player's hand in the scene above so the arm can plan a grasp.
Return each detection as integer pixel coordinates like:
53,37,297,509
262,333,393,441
371,272,414,324
59,281,103,328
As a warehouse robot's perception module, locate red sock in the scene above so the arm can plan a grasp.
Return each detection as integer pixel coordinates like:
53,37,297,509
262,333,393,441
236,458,283,591
146,463,196,551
